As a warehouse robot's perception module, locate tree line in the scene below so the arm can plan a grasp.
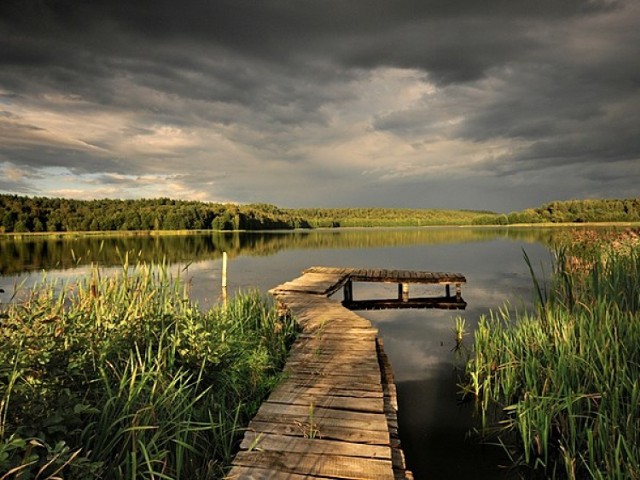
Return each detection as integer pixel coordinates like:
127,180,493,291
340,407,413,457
472,198,640,225
0,196,309,233
293,207,495,227
1,194,638,233
0,195,494,233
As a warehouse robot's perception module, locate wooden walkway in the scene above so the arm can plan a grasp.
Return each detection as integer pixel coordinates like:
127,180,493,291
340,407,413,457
226,267,466,479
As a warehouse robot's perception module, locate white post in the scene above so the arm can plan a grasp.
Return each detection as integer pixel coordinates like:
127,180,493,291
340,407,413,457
402,283,410,302
222,252,228,289
222,252,228,306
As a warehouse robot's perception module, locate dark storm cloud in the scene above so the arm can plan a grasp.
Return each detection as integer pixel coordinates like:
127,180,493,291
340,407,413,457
1,0,619,90
367,0,640,196
99,0,620,86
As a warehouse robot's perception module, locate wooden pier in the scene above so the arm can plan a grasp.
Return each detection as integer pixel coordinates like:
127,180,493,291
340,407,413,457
305,267,467,311
226,267,466,479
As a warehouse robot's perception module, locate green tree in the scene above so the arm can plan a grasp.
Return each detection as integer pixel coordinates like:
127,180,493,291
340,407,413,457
13,219,29,232
32,217,45,232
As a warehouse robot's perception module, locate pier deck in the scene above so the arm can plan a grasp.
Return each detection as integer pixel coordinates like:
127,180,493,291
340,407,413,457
226,267,466,479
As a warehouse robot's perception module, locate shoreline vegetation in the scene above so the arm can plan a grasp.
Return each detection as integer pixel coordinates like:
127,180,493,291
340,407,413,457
2,194,640,235
0,263,298,479
460,229,640,479
2,221,640,241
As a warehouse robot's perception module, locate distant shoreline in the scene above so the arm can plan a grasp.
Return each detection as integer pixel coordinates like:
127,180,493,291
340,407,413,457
2,222,638,240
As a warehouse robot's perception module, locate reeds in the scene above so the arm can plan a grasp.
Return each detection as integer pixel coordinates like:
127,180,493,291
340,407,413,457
0,264,297,479
461,239,640,479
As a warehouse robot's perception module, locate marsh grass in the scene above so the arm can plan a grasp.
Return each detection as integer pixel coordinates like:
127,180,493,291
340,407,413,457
462,237,640,479
0,263,297,479
452,317,467,353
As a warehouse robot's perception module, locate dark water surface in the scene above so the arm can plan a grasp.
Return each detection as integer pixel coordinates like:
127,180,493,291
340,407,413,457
1,228,565,479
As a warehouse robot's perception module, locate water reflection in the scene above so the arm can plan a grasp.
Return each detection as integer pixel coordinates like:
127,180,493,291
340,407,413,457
0,228,575,478
1,227,561,276
355,239,550,479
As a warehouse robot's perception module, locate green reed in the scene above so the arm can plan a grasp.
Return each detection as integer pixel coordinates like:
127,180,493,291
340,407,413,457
462,244,640,479
0,264,297,479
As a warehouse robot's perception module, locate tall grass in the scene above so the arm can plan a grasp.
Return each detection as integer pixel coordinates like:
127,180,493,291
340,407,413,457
461,238,640,479
0,263,297,479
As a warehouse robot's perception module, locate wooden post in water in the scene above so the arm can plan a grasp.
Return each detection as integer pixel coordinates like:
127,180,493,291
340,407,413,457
222,252,228,306
343,279,353,303
398,283,409,302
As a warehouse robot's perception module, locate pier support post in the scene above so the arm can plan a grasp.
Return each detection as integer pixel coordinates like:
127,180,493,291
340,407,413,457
445,284,451,298
343,279,353,303
398,283,409,302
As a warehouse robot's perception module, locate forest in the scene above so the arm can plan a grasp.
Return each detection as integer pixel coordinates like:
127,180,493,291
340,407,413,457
0,195,492,233
0,196,308,233
472,198,640,225
0,194,639,233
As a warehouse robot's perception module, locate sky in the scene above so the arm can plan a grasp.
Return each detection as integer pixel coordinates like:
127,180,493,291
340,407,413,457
1,0,639,212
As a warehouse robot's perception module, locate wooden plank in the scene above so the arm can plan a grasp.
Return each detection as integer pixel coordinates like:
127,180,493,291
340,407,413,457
266,392,384,413
284,364,382,378
282,371,382,384
285,359,381,373
295,312,374,322
290,344,376,358
291,334,377,346
298,321,374,332
255,403,386,424
248,413,389,438
288,348,380,361
247,420,391,445
288,307,373,318
284,358,379,372
344,270,466,285
226,465,334,480
272,382,384,399
296,330,379,339
289,342,377,355
288,347,379,359
240,432,391,460
284,355,380,378
296,322,352,332
285,363,380,379
296,326,375,336
302,266,355,276
275,273,350,296
290,337,377,349
232,450,394,480
275,376,383,392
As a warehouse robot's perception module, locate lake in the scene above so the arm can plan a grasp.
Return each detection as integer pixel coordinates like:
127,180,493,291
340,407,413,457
1,227,572,478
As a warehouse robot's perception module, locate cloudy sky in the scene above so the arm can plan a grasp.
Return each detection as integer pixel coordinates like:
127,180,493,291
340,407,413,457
1,0,639,212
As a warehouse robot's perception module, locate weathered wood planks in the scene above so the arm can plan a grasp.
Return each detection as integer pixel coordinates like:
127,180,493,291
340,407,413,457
240,432,391,459
227,267,457,479
303,266,466,285
296,266,468,311
269,272,350,297
232,450,393,480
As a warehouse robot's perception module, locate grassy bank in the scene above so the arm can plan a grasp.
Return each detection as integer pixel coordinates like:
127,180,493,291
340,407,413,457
0,263,297,479
461,230,640,479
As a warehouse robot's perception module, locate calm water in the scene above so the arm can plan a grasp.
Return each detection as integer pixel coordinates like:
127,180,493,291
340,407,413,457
1,227,567,479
